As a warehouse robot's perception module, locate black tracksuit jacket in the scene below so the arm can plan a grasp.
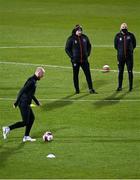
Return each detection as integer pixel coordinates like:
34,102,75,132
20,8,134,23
14,75,40,107
65,33,91,63
114,31,136,60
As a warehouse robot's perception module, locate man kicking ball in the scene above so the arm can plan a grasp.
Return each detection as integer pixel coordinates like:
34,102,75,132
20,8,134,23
2,67,45,142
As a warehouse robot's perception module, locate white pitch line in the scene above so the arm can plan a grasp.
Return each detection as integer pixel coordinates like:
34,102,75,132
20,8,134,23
0,45,139,49
0,61,72,69
0,60,140,74
0,45,110,49
0,45,64,49
0,97,140,102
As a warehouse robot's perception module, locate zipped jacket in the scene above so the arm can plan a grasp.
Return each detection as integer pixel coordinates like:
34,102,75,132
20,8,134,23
65,33,91,63
114,31,136,58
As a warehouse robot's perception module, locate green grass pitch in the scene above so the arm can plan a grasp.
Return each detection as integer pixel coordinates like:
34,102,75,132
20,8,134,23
0,0,140,178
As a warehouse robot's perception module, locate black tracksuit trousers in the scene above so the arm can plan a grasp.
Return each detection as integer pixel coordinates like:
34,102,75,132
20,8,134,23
118,55,133,90
72,61,93,91
9,103,35,136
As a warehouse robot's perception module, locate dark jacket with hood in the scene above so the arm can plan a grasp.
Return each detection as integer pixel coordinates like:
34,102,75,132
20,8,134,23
114,30,136,59
65,28,91,63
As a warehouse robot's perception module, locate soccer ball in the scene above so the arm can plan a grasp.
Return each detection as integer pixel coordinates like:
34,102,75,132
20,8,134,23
43,131,53,142
102,64,110,72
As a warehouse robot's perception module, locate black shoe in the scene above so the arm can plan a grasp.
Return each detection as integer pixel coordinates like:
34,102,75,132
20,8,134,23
89,89,97,94
75,90,80,94
129,87,133,92
116,87,122,91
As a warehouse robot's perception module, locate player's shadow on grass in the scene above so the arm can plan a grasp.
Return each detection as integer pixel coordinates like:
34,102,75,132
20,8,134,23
94,90,128,109
82,79,107,92
0,142,25,168
42,93,90,112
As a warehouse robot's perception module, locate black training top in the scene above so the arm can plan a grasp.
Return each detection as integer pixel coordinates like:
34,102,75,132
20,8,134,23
114,31,136,56
14,75,40,107
65,33,91,63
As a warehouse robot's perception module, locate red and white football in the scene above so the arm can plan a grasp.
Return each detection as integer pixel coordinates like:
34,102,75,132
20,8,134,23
43,131,53,142
102,65,110,72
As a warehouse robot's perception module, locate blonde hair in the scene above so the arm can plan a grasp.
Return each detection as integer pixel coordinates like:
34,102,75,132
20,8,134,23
120,23,128,30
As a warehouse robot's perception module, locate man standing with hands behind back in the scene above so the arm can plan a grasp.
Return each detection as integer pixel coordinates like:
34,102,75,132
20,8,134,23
114,23,136,92
65,24,97,94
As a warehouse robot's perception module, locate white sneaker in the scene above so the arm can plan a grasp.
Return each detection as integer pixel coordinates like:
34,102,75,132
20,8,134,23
2,126,10,139
23,136,36,142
